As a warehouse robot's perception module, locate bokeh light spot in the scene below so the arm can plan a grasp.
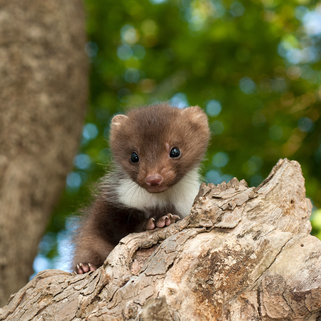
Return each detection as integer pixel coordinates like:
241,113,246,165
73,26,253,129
206,100,222,117
170,93,189,108
239,77,256,94
74,154,91,170
125,68,140,83
117,44,133,60
230,2,245,17
121,25,139,44
149,0,167,4
66,172,82,191
212,152,229,167
206,170,221,184
298,117,314,132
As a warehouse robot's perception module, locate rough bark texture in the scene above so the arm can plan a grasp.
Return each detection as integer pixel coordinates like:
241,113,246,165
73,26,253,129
1,159,320,321
0,0,88,306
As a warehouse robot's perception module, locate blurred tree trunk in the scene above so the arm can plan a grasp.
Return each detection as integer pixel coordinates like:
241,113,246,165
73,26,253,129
1,159,320,321
0,0,88,307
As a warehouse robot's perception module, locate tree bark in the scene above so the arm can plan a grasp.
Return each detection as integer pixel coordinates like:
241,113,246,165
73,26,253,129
0,159,320,321
0,0,88,306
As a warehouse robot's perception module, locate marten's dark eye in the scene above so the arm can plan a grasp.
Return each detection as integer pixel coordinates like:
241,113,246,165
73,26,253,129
170,147,181,158
130,152,139,163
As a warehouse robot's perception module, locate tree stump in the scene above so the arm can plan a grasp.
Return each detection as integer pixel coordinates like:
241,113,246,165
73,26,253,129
1,159,320,321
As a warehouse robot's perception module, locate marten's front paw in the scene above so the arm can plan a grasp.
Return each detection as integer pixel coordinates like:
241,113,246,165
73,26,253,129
146,214,180,230
74,263,97,274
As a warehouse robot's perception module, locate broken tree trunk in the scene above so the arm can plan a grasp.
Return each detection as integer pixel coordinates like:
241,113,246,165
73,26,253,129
0,158,320,321
0,0,88,306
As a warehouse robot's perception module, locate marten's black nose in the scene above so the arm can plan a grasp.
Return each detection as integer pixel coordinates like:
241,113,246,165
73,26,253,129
145,174,163,186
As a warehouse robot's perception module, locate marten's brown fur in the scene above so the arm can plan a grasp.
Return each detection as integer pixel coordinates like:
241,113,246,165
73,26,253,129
73,103,210,273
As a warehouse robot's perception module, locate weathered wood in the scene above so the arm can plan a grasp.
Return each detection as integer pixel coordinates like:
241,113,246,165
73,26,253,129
1,159,320,321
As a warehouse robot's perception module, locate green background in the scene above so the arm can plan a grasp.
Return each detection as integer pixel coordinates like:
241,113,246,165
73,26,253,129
33,0,321,273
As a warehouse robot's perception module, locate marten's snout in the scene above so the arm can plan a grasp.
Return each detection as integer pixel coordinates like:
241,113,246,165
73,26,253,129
145,174,163,186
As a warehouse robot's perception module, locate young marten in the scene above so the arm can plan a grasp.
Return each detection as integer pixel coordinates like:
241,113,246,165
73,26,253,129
73,103,210,274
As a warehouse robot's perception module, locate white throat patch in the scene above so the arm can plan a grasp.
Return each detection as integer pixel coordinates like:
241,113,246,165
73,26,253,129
115,168,201,217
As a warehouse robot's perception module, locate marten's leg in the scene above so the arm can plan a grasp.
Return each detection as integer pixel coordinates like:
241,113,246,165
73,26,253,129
73,219,114,274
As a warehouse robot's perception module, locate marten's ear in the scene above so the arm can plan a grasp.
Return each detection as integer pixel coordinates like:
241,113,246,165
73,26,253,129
111,114,128,129
182,106,207,123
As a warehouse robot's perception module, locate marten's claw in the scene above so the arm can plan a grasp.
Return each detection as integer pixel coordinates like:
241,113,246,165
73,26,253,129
156,214,180,228
155,216,167,227
74,262,97,274
168,214,180,224
146,217,155,230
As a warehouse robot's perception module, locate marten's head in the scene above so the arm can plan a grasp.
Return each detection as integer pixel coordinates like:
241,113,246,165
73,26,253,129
110,103,210,193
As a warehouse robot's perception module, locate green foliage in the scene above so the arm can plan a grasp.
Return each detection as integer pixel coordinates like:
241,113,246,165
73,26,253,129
37,0,321,271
